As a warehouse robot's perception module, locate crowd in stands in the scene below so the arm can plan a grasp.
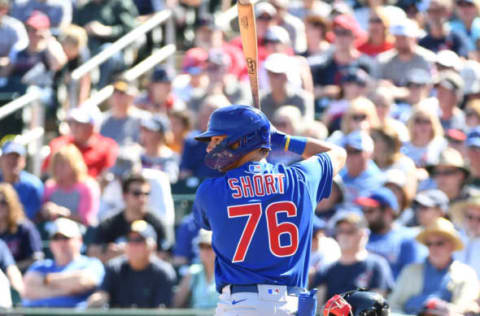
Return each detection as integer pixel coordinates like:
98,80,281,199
1,0,480,314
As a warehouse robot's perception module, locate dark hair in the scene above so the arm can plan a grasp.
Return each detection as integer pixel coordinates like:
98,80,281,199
121,172,149,194
169,109,194,132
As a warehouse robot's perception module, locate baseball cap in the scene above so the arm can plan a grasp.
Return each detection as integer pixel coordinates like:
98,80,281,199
129,220,157,242
436,71,465,95
384,168,407,189
264,53,290,74
341,67,369,86
446,128,467,143
466,126,480,147
141,115,171,133
255,2,277,17
426,147,469,175
413,189,449,213
195,15,219,30
406,68,431,85
390,18,423,38
461,60,480,95
67,106,98,125
355,187,400,213
113,80,138,96
333,14,364,38
49,217,82,238
333,211,368,229
342,131,374,153
264,25,291,44
436,50,460,70
151,66,175,83
26,10,50,30
1,141,26,156
182,47,208,75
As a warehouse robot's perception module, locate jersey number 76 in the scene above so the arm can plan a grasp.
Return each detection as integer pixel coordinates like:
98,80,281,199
228,201,299,263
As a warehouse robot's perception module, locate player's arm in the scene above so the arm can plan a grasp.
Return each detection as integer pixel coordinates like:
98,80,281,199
271,132,346,176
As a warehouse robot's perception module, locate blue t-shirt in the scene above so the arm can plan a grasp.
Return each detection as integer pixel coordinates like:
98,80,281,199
193,154,333,292
0,220,42,264
0,239,15,273
22,256,105,307
0,171,44,220
367,226,424,279
180,131,223,179
340,160,385,205
311,253,394,298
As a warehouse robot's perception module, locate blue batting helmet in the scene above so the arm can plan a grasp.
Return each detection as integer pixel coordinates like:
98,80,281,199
195,105,271,171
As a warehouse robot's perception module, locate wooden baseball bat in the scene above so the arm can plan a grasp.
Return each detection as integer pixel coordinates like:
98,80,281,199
237,0,260,109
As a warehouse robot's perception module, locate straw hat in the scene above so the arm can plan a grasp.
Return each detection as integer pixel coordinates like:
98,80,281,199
426,147,469,176
449,195,480,228
416,217,464,251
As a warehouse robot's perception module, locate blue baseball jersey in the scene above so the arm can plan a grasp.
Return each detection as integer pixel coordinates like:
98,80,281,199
193,153,333,293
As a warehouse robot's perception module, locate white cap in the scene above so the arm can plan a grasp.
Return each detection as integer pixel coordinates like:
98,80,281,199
436,50,461,70
264,53,291,74
390,18,423,38
461,60,480,95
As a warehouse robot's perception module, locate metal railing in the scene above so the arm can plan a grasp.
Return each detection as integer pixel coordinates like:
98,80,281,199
80,44,176,110
68,9,174,108
0,87,43,176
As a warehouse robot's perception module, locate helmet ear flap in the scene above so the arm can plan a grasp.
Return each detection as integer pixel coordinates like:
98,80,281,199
324,294,353,316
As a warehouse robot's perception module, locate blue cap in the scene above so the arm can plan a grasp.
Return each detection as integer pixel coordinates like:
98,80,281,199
313,216,327,233
141,115,171,133
1,141,26,156
466,127,480,148
151,66,175,83
356,187,399,213
343,131,374,152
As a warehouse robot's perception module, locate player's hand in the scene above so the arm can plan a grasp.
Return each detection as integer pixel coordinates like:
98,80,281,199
270,125,287,148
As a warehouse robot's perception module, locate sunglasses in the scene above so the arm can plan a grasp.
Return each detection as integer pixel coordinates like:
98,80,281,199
368,18,383,24
334,29,353,37
51,234,71,241
433,169,461,177
362,207,382,214
346,148,363,155
257,15,273,21
414,118,431,125
465,213,480,223
425,240,447,248
351,114,367,122
466,110,479,118
129,190,150,197
457,1,475,7
407,83,426,88
127,236,146,243
336,228,358,236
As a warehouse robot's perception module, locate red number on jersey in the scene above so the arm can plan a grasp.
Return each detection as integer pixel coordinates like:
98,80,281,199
227,201,299,263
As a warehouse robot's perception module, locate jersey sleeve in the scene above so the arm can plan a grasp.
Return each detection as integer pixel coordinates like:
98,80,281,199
192,182,211,230
293,153,334,205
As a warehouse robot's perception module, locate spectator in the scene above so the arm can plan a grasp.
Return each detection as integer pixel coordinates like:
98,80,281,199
287,0,332,20
172,213,200,268
0,238,23,297
0,183,43,272
435,50,462,73
358,7,396,57
0,141,43,220
449,0,480,50
74,0,138,88
0,0,28,59
41,144,100,227
412,189,449,229
401,105,446,168
450,195,480,279
419,0,470,56
88,173,168,263
139,115,179,183
426,147,470,203
173,229,219,309
179,95,225,180
465,99,480,129
384,169,413,225
260,52,314,122
100,79,146,148
22,217,105,307
56,24,91,106
356,187,423,278
435,71,466,131
353,0,407,31
315,175,346,222
87,220,176,308
0,268,11,308
466,127,480,189
134,66,184,115
461,60,480,99
311,212,394,303
339,131,385,205
10,0,72,31
42,106,118,178
168,109,193,155
270,0,307,54
308,215,341,282
303,10,331,57
388,218,480,315
378,18,435,87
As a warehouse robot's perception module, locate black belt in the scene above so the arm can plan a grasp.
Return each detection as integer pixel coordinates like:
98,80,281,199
229,284,305,296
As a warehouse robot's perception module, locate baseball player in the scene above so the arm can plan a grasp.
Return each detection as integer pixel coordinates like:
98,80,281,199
193,105,346,316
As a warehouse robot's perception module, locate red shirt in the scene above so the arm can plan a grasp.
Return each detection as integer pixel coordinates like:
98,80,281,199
358,41,394,57
42,133,118,178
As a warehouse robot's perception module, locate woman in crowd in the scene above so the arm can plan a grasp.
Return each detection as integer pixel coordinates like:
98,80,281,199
41,144,100,227
358,7,396,56
173,229,218,309
303,11,331,57
465,98,480,129
0,183,43,272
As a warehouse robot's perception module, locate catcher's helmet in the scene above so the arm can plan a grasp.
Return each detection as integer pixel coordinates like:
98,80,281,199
195,105,271,171
323,289,390,316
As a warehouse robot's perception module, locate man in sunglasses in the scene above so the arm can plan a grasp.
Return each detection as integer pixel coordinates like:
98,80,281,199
88,220,176,308
88,173,168,263
22,217,105,307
